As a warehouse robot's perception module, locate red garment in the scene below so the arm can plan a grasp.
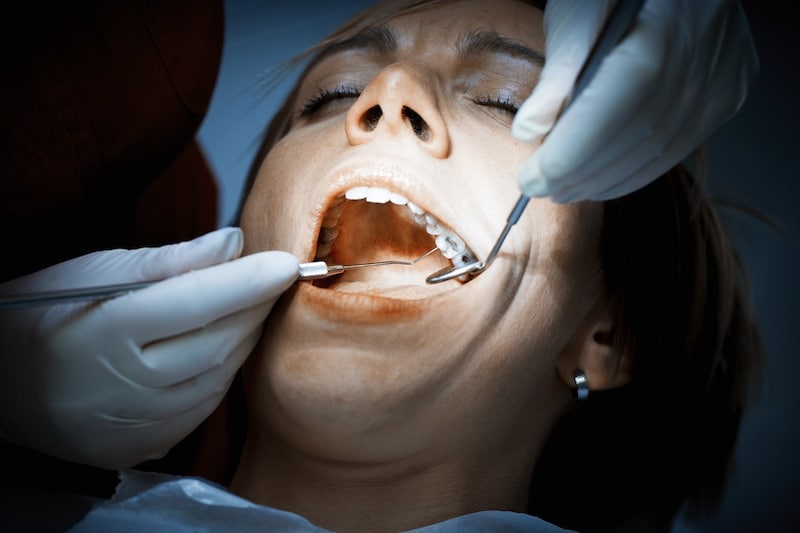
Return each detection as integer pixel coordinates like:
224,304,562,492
0,0,223,282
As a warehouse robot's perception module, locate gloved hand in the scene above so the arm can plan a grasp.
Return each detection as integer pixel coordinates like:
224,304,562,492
512,0,758,203
0,227,298,469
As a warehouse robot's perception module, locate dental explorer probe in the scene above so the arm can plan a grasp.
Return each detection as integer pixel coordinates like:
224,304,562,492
0,248,440,310
296,247,438,280
426,0,647,285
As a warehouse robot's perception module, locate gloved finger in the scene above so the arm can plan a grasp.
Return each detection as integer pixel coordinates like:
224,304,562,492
136,393,226,466
520,9,670,198
134,389,231,467
0,227,244,293
551,105,702,203
99,250,297,346
696,2,759,118
105,326,257,422
512,1,610,142
548,92,683,202
88,226,244,284
87,388,231,469
549,115,683,204
137,302,271,387
130,226,245,282
512,61,577,143
550,49,714,204
544,86,661,197
587,119,710,202
549,151,653,203
552,28,687,194
594,121,710,203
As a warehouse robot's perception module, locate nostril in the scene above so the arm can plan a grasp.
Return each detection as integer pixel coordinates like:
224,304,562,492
402,106,431,142
361,106,383,131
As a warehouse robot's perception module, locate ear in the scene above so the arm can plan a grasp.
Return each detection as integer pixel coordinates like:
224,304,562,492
556,294,632,395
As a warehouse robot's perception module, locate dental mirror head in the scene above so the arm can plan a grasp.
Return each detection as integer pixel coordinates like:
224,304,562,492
425,260,483,284
426,195,530,285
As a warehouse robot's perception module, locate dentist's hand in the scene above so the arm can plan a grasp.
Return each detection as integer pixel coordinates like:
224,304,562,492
513,0,758,203
0,228,298,469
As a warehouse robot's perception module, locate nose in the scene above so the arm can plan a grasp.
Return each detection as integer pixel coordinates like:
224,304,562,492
344,64,450,158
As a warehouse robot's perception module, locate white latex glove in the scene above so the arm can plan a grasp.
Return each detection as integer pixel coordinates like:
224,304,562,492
0,227,298,469
512,0,758,203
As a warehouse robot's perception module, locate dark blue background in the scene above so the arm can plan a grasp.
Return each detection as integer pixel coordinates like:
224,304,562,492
196,2,799,530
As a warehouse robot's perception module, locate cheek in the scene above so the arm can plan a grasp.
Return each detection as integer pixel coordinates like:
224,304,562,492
241,143,303,253
451,116,535,189
242,126,342,253
482,205,606,392
448,284,585,440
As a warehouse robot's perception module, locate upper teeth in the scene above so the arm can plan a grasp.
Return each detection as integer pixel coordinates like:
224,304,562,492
318,186,477,268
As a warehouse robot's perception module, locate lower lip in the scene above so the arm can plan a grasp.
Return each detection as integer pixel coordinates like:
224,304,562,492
295,281,459,324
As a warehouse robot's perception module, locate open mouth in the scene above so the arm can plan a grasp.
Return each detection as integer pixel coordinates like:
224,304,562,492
309,185,477,299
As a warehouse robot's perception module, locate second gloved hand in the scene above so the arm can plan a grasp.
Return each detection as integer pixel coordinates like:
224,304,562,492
0,227,298,469
512,0,758,202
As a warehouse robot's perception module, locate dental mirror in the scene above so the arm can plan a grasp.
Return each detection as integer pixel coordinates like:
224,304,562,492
426,196,528,284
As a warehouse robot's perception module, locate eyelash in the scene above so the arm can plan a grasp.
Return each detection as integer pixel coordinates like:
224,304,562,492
300,85,362,116
473,95,520,116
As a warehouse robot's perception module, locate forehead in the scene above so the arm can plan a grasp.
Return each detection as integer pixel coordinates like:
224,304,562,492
305,0,544,75
384,0,544,51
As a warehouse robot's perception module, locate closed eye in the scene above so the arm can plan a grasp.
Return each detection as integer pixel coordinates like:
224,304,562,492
472,95,520,116
300,85,362,116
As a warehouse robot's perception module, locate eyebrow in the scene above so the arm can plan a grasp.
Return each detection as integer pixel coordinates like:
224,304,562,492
305,26,398,73
306,25,544,74
457,29,545,67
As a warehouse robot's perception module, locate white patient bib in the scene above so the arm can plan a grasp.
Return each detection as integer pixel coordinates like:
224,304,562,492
71,470,575,532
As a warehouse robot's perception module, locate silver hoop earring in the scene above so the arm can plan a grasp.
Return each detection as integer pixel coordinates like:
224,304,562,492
573,370,589,401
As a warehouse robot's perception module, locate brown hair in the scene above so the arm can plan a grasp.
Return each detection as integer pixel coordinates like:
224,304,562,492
234,2,763,531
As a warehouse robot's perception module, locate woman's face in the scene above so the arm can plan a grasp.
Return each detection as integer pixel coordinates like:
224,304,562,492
241,0,605,463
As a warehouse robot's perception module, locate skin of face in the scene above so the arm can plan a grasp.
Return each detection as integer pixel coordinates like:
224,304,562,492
235,0,622,529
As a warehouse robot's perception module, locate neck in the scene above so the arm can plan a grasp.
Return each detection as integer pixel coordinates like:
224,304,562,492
229,427,537,532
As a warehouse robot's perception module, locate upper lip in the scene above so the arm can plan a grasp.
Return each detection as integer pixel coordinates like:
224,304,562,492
301,159,474,263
